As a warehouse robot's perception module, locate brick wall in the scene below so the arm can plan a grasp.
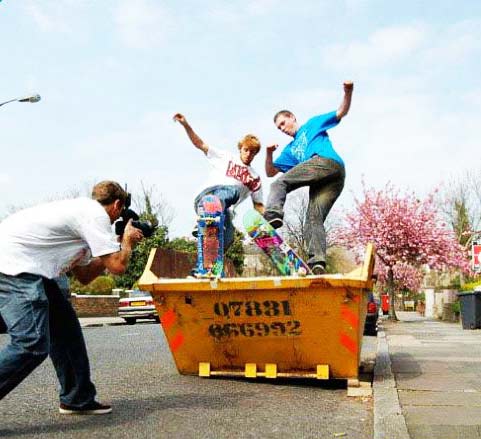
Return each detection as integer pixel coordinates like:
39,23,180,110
71,294,120,317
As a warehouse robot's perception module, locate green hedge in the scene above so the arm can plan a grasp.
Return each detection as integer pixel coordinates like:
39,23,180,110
70,275,115,295
451,301,461,313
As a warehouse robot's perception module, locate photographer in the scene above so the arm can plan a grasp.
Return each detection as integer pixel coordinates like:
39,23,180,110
0,181,143,414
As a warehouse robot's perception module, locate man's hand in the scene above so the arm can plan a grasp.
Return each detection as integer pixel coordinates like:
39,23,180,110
343,81,354,93
173,113,187,125
266,144,279,154
337,81,354,120
100,220,143,275
123,220,144,246
265,144,280,177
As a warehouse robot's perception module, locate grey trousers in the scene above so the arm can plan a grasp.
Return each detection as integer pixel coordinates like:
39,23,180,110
265,156,345,266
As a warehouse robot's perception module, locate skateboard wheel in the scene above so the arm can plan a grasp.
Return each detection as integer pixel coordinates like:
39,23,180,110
297,267,307,277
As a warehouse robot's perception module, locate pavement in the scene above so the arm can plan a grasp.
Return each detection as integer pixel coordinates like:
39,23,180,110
374,311,481,439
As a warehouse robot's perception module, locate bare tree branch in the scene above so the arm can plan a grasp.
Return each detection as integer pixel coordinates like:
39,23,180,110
133,182,175,229
439,169,481,248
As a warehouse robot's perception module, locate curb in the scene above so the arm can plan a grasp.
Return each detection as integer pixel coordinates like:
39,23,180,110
373,327,410,439
81,322,126,328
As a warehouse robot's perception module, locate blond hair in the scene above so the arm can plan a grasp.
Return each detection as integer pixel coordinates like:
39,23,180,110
237,134,261,153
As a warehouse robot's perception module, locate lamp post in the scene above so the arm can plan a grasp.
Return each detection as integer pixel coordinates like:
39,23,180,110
0,94,41,108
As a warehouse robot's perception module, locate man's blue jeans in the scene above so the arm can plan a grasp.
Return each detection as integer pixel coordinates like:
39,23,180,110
194,185,241,250
0,273,96,406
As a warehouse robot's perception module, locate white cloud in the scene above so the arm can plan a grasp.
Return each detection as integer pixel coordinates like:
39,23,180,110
0,173,11,185
24,2,67,32
246,0,280,16
321,24,426,71
343,0,370,14
322,18,481,76
22,0,86,33
204,0,293,25
114,0,174,49
422,19,481,67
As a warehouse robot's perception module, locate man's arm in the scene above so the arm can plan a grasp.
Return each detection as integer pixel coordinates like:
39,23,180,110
72,257,106,285
173,113,209,154
99,221,143,275
265,144,280,177
74,221,143,283
253,202,265,215
336,81,354,120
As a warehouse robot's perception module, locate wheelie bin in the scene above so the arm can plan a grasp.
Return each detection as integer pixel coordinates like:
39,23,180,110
458,290,481,329
138,244,376,383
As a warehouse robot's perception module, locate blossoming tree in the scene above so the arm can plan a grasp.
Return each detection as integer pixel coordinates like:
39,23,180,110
335,182,470,319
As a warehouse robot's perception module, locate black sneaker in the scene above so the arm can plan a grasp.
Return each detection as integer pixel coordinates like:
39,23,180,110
192,225,199,238
264,211,284,229
268,218,284,229
310,264,326,275
59,401,112,415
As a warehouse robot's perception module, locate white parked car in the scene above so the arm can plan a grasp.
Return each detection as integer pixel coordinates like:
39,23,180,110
118,290,159,325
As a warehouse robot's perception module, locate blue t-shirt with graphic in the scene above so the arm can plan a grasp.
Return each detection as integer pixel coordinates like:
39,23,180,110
273,111,344,172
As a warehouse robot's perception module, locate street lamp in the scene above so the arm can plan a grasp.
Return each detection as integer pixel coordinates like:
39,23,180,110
0,94,41,108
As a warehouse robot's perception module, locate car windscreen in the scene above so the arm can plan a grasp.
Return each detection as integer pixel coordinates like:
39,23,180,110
129,290,152,299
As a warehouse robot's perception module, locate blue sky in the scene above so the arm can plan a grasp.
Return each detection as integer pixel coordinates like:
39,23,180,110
1,0,480,237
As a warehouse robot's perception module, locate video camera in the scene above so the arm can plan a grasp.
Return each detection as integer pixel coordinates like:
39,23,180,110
114,192,157,238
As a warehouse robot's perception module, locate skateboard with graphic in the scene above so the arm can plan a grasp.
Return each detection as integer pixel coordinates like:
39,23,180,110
243,210,311,276
194,195,225,278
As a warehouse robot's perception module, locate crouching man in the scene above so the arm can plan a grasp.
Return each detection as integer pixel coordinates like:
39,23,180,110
0,181,143,414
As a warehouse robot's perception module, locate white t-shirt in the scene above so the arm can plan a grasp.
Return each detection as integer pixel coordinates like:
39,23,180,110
204,146,263,207
0,198,120,279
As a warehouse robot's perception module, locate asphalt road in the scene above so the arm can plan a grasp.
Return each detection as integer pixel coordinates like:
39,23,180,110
0,323,375,439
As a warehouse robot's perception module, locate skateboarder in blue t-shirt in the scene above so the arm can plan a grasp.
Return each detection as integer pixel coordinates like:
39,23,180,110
264,81,354,275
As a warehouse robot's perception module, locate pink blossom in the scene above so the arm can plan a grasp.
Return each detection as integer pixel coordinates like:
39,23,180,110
334,181,470,292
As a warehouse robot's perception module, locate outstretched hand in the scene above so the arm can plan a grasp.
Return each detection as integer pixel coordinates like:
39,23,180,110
266,144,279,154
173,113,187,125
343,81,354,93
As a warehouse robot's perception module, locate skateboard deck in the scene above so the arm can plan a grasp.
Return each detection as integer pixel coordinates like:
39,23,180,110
243,210,311,276
195,195,225,278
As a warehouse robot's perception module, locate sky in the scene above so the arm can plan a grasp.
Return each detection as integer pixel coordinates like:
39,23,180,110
1,0,480,238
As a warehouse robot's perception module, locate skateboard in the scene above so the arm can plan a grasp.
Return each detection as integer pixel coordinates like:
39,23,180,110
194,195,225,278
243,210,311,276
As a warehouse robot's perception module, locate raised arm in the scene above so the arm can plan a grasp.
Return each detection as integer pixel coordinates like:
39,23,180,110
336,81,354,121
265,144,280,177
173,113,209,154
